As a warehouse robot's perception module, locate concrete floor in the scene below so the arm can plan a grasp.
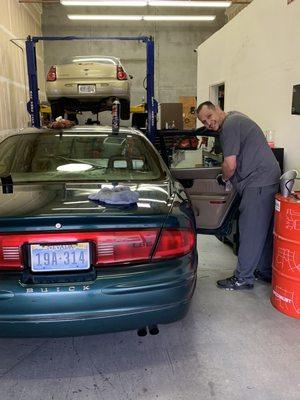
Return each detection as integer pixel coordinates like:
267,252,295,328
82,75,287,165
0,235,299,400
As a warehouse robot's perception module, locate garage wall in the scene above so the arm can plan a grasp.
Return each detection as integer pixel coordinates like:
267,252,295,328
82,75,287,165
197,0,300,183
0,0,44,141
42,5,225,113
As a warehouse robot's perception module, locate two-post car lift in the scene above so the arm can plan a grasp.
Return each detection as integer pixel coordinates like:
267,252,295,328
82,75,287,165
25,35,158,143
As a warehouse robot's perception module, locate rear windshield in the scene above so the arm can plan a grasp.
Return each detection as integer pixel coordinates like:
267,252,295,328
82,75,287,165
61,56,119,65
0,131,166,183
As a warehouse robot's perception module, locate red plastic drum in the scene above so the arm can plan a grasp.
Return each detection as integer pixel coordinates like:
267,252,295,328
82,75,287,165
271,192,300,318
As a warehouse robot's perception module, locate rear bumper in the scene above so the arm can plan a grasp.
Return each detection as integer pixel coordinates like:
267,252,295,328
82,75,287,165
46,81,130,101
0,253,197,337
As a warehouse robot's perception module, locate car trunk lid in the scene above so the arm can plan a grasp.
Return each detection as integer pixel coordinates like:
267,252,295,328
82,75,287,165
0,182,196,271
0,182,173,233
57,62,117,80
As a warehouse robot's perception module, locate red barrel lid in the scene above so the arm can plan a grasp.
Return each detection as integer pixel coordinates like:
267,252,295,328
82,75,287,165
276,192,300,205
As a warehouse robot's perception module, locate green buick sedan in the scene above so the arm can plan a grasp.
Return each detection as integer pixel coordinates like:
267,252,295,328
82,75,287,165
0,126,198,337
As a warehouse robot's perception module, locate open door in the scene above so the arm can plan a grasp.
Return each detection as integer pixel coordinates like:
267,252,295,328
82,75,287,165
158,130,239,235
172,166,237,234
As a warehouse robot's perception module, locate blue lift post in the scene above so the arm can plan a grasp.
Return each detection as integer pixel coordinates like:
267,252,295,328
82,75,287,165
25,35,157,143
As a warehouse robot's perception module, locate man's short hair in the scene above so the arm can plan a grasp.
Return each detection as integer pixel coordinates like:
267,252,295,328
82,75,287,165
196,101,216,114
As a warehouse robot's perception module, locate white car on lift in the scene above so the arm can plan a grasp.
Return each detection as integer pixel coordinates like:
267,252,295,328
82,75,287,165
45,55,131,120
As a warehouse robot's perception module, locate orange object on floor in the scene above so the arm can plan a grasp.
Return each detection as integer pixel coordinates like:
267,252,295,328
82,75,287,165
271,192,300,318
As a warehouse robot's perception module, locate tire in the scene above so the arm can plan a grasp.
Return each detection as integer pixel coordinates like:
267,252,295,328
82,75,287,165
120,100,130,120
50,100,65,120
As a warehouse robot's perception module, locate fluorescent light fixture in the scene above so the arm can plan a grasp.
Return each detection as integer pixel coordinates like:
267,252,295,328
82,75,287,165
149,1,231,6
61,0,147,5
144,15,215,20
68,14,143,20
68,14,215,21
61,0,231,6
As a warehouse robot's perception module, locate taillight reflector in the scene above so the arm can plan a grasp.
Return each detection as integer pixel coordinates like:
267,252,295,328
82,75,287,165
47,66,57,81
152,228,195,260
0,238,23,270
117,66,127,80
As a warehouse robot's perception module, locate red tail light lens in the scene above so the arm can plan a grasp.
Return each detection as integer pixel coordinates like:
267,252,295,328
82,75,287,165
95,229,158,265
47,66,57,81
0,228,194,271
0,230,159,271
152,228,196,260
117,66,128,80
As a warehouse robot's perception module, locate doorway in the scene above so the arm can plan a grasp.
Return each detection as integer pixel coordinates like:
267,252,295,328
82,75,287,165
209,82,225,110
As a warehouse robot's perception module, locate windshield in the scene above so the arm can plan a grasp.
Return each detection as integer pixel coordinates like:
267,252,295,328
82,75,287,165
0,131,166,183
61,56,119,65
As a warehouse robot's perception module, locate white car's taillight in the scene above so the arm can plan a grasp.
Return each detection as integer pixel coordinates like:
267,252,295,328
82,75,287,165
47,66,57,81
117,66,127,80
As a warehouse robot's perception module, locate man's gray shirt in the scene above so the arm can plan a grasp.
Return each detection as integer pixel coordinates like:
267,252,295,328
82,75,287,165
219,111,281,193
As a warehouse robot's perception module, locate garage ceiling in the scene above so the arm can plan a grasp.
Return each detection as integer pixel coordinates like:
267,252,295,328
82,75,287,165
19,0,252,5
19,0,252,24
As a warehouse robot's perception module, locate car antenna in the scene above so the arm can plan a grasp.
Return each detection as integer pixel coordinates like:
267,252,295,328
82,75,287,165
112,98,121,135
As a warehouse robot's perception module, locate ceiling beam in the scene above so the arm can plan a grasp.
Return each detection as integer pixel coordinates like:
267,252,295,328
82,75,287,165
19,1,59,3
19,0,252,3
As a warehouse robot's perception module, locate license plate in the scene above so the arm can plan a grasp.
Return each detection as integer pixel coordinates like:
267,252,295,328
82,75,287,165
78,84,96,94
30,242,90,272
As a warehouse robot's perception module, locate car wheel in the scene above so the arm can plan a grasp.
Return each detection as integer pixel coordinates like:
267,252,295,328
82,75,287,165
50,100,65,120
120,100,130,120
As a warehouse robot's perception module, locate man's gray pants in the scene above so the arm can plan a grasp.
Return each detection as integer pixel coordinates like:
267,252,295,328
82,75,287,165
235,184,279,284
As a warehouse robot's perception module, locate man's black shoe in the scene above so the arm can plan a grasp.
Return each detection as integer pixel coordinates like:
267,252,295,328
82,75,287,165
254,269,272,283
216,275,254,290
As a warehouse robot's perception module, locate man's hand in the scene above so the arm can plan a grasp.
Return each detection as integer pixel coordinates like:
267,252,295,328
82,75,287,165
216,173,226,186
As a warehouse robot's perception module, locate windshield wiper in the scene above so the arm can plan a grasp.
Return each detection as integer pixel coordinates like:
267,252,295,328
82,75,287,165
50,155,106,170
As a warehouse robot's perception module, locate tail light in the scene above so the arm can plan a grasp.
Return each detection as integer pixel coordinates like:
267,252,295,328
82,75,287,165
0,230,159,271
95,229,158,265
47,66,57,81
117,66,128,80
0,228,195,271
152,228,196,260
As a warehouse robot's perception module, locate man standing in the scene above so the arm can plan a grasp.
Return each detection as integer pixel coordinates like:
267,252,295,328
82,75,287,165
197,101,281,290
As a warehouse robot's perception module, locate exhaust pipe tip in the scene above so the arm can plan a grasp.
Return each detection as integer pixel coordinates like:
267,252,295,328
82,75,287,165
148,324,159,335
137,327,147,337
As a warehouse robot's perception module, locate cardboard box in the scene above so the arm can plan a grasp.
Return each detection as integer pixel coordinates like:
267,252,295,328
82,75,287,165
179,96,197,130
160,103,183,130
